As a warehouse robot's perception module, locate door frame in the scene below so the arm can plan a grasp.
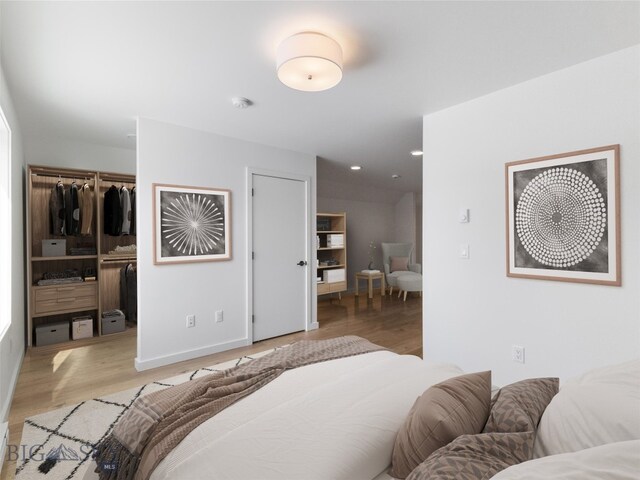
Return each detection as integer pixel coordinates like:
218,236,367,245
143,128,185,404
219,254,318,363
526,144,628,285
246,168,314,344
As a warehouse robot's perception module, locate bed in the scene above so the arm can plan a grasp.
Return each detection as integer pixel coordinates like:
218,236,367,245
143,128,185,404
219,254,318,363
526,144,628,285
84,345,640,480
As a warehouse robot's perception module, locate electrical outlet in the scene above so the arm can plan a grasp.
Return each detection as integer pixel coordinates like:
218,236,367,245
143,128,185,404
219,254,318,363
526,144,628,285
512,345,525,364
186,315,196,328
215,310,224,323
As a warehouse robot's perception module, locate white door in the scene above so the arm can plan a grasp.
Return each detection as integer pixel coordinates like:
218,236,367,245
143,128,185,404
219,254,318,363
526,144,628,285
252,173,308,341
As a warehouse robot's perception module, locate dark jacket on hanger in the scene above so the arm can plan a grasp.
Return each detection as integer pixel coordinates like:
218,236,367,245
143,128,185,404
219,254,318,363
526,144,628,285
104,185,122,236
49,182,66,236
120,263,137,323
130,186,136,236
65,182,80,235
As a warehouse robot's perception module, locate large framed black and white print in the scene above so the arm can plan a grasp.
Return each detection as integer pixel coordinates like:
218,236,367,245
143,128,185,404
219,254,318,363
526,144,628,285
153,184,231,265
506,145,620,286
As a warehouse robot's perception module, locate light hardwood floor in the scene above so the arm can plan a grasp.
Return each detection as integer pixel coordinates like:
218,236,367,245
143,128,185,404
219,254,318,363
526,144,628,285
1,292,422,479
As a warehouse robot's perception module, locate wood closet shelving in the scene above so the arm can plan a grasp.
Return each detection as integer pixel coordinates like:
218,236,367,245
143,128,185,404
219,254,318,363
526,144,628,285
316,212,347,298
26,165,137,347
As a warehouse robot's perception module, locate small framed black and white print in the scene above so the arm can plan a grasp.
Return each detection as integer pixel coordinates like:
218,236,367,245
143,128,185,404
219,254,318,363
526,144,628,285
153,184,231,265
505,145,620,286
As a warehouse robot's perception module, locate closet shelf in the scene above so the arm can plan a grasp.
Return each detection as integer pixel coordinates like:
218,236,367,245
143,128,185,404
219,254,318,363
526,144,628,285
101,255,137,263
32,255,97,262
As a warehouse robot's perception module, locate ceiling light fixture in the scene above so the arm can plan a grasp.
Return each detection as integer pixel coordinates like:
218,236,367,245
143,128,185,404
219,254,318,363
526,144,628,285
411,150,423,156
231,97,252,109
276,32,343,92
350,165,362,171
392,174,401,179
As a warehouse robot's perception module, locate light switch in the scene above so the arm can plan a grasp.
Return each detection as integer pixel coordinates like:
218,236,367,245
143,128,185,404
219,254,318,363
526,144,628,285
459,244,470,259
459,208,470,223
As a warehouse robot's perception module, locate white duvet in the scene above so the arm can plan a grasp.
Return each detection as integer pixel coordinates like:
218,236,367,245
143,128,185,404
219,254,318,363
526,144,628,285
492,440,640,480
150,351,461,480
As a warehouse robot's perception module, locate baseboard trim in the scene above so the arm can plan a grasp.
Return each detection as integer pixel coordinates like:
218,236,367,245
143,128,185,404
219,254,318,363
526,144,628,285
134,338,251,371
0,348,24,423
308,321,319,331
0,423,7,473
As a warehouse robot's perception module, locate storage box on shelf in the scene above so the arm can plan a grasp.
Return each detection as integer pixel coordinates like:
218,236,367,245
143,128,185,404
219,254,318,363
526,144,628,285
27,165,137,348
101,311,126,335
72,316,94,340
35,321,70,347
316,212,347,299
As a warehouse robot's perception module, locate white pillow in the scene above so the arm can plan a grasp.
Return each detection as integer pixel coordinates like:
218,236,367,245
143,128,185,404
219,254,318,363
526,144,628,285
492,440,640,480
533,359,640,458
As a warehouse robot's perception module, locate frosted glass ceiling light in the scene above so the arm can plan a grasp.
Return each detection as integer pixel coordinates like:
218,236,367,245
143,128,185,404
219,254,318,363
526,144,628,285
277,32,343,92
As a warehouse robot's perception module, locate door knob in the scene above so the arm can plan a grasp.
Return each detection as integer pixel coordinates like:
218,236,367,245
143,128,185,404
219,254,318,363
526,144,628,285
297,260,308,266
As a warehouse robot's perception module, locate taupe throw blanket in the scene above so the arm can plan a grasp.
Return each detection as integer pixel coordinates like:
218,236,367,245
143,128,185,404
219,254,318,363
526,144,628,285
94,336,385,480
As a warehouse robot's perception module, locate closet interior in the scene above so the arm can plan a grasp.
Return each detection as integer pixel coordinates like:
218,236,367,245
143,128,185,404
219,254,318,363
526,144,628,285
27,165,137,347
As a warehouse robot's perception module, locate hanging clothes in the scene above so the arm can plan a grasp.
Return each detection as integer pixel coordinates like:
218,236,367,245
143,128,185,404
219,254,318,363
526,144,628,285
49,181,66,236
78,182,93,235
120,186,131,235
120,263,137,323
104,185,122,236
130,186,136,236
65,182,80,235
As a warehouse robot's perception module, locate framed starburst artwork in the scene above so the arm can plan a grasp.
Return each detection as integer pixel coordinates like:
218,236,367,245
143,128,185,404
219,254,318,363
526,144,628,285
153,184,231,264
506,145,620,286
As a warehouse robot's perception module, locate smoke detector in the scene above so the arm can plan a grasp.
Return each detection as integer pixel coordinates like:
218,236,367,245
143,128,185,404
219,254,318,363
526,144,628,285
231,97,252,109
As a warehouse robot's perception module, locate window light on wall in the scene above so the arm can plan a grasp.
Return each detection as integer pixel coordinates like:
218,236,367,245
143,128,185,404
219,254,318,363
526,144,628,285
0,107,11,339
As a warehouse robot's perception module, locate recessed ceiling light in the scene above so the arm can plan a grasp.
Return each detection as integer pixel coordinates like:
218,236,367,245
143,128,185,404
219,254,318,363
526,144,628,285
392,174,401,179
411,150,423,156
350,165,362,171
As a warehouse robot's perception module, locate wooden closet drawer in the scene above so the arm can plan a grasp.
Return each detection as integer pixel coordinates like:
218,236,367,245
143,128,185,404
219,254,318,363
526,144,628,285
56,283,96,300
34,296,97,315
317,283,330,295
34,283,97,302
33,283,98,315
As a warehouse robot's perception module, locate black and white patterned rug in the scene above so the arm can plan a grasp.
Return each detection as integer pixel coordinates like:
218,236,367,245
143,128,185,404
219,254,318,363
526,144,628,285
15,347,280,480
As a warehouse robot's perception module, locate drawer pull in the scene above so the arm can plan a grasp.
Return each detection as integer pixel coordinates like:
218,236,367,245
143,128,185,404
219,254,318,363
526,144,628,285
57,298,76,303
57,287,76,292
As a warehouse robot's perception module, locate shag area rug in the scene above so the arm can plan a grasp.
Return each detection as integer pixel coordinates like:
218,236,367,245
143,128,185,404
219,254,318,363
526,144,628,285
15,346,282,480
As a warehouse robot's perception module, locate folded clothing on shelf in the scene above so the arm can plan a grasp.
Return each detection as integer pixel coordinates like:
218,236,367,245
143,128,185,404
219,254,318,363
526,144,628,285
70,247,97,255
108,244,137,255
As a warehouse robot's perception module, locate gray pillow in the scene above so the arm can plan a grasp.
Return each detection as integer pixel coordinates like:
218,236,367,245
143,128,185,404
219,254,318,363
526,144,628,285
406,432,534,480
390,371,491,479
483,377,559,433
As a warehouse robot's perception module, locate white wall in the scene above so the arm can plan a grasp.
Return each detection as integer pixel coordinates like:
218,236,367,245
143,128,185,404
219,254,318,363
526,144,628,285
25,135,135,174
136,118,316,370
0,62,25,425
423,46,640,386
317,196,395,291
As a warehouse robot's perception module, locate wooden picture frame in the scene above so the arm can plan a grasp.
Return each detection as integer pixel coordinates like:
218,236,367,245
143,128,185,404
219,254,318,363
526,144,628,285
153,184,231,265
505,145,620,286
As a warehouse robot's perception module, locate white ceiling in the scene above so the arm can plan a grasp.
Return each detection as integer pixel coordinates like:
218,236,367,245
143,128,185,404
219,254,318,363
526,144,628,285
1,1,638,194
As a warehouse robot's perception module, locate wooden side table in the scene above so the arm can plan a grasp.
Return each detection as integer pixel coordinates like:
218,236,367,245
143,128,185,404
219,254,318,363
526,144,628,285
355,272,386,299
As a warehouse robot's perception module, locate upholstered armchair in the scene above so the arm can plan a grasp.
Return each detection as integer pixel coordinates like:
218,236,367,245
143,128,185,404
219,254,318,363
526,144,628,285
381,243,422,295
